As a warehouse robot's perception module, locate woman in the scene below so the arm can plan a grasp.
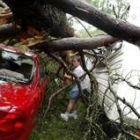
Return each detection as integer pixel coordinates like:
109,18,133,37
60,55,90,121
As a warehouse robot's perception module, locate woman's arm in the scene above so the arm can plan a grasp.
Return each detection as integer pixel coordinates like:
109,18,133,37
64,73,72,80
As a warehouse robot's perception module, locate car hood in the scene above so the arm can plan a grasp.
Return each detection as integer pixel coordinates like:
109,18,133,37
0,80,32,106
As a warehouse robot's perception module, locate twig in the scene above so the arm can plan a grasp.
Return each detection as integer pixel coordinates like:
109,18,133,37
74,17,92,37
43,82,72,118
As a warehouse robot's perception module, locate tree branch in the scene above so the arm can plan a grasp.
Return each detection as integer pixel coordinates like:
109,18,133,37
0,23,21,40
43,82,72,118
29,35,119,51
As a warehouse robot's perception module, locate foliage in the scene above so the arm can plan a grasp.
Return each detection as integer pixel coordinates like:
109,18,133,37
87,0,129,19
78,28,105,38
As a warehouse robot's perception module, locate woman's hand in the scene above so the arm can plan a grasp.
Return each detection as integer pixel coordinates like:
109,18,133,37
63,73,72,83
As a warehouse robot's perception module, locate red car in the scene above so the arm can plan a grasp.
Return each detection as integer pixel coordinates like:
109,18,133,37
0,44,49,140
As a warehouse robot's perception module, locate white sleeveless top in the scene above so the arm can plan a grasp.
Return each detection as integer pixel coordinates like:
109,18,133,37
71,65,90,91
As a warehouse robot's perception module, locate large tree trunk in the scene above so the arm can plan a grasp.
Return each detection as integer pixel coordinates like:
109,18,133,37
47,0,140,46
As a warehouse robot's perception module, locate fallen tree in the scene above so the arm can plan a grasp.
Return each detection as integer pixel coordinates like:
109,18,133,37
1,0,140,50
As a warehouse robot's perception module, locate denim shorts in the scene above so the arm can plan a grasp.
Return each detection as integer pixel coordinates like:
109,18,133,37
69,89,89,99
69,90,80,99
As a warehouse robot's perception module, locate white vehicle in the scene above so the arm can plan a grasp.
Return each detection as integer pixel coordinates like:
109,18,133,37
92,1,140,135
93,42,140,129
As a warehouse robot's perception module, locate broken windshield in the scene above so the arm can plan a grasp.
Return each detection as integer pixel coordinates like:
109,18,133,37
0,49,35,84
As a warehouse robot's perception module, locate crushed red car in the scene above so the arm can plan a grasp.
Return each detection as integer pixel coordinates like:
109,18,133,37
0,44,49,140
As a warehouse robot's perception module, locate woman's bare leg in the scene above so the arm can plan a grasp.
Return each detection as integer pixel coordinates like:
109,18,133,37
66,98,77,113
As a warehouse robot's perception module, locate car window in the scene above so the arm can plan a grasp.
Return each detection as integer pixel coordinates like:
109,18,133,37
0,49,35,84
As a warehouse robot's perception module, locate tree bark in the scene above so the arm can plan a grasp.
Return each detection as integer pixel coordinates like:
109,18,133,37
29,35,119,51
47,0,140,46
